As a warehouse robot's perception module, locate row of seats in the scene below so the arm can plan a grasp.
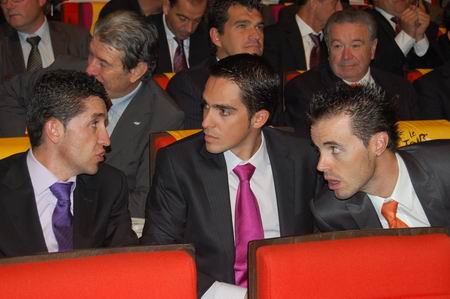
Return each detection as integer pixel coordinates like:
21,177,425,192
0,227,448,298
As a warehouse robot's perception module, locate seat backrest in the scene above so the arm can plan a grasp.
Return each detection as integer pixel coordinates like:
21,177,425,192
0,137,31,160
397,119,450,147
152,73,176,90
0,244,197,299
249,227,450,299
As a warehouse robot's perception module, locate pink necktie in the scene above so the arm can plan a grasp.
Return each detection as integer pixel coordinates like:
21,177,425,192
233,163,264,287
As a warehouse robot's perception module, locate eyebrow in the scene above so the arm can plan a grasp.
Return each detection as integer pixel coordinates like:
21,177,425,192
323,141,342,147
90,112,106,120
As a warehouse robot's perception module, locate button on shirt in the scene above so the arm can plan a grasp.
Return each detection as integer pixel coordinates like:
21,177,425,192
163,15,191,70
375,7,429,57
295,14,322,70
26,150,76,253
18,18,55,69
368,153,431,228
107,82,142,135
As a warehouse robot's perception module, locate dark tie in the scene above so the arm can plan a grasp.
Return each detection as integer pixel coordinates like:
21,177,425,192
233,163,264,288
391,17,401,35
173,38,187,72
381,200,409,228
26,36,43,72
309,33,321,69
50,182,74,252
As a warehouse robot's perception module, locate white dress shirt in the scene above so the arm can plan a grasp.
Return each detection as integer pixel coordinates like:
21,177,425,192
295,14,322,70
162,14,191,70
368,153,431,228
26,150,77,253
17,18,55,69
375,7,429,57
202,133,280,299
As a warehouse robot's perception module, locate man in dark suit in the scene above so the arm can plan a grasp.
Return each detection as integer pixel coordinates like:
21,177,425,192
0,69,138,258
285,9,418,138
368,0,442,76
414,60,450,120
146,0,210,74
166,0,264,129
0,11,184,235
309,85,450,232
0,0,90,82
263,0,342,74
141,54,318,298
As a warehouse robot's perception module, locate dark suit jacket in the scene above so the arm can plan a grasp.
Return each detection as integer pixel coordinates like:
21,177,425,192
311,140,450,232
414,60,450,121
367,8,442,76
141,128,318,296
0,56,184,218
0,152,138,258
263,13,328,74
166,57,215,129
284,64,418,138
0,21,90,82
146,13,211,74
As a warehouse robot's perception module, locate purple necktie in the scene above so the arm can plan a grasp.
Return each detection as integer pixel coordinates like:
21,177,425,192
309,33,321,69
173,38,188,72
233,163,264,287
50,182,73,252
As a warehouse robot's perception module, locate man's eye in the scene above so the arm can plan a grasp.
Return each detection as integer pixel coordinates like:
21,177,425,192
331,146,340,154
219,108,231,116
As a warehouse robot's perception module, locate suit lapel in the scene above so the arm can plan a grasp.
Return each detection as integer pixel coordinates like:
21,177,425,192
346,193,383,229
401,151,449,227
285,19,307,70
264,129,296,235
198,146,235,266
1,153,47,253
5,26,26,75
155,15,173,72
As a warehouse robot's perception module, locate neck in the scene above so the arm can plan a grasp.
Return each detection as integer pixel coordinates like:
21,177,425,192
364,151,398,198
231,129,262,161
21,14,46,35
297,9,322,33
33,145,74,181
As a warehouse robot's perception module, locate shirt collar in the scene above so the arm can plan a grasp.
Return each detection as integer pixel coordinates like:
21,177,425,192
295,14,321,38
375,7,396,27
342,68,374,86
224,132,269,175
18,17,51,44
26,149,76,196
111,81,142,103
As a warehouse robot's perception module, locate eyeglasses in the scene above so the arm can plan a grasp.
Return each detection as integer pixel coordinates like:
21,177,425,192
0,0,25,4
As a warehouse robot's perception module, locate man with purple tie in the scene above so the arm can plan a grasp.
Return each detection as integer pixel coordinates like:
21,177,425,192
141,54,318,298
0,69,138,258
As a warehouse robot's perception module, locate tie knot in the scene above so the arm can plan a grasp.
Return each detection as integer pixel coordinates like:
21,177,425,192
390,16,400,24
381,200,399,221
309,33,321,46
50,182,73,203
233,163,256,182
175,38,184,48
26,36,41,47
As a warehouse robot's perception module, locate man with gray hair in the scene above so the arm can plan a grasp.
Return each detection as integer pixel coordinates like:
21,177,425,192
284,9,417,138
0,11,184,234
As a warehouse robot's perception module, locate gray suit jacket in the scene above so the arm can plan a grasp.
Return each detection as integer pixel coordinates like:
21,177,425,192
311,140,450,232
141,128,318,296
0,21,90,82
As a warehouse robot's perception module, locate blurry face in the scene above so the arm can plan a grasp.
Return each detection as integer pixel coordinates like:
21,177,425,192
328,23,377,82
212,5,264,59
375,0,409,16
163,0,207,40
315,0,343,29
58,96,110,176
202,76,262,159
1,0,45,34
86,38,140,99
311,113,377,199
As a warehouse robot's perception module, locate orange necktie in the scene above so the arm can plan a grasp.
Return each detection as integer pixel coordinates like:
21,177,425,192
381,200,409,228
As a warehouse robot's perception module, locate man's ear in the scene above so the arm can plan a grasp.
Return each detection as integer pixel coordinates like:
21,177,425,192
43,118,65,144
251,109,270,129
209,27,222,48
162,0,171,15
371,131,390,156
129,62,148,83
370,38,378,60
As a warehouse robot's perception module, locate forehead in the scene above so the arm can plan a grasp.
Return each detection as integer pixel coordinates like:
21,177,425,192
226,5,262,24
312,113,355,144
329,22,370,41
203,76,245,107
90,38,124,64
69,96,107,122
171,0,206,16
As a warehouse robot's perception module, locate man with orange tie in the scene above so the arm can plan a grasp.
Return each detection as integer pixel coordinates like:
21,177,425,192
141,54,318,298
309,84,450,232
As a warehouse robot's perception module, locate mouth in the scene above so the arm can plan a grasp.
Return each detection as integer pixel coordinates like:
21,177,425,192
95,151,105,162
324,176,341,190
204,133,218,143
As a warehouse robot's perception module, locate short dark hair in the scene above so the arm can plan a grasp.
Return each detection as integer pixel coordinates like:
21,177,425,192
309,84,399,151
94,11,158,79
209,0,262,33
27,70,109,147
169,0,206,6
209,54,279,117
324,9,377,48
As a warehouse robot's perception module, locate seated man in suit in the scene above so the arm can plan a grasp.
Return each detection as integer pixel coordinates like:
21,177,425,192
0,69,138,258
0,0,90,82
0,11,184,235
368,0,442,76
141,54,318,298
263,0,342,74
309,84,450,232
285,9,418,138
146,0,210,73
166,0,264,129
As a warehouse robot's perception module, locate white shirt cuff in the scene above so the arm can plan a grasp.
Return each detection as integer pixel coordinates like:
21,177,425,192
395,30,415,56
414,36,429,57
201,282,247,299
